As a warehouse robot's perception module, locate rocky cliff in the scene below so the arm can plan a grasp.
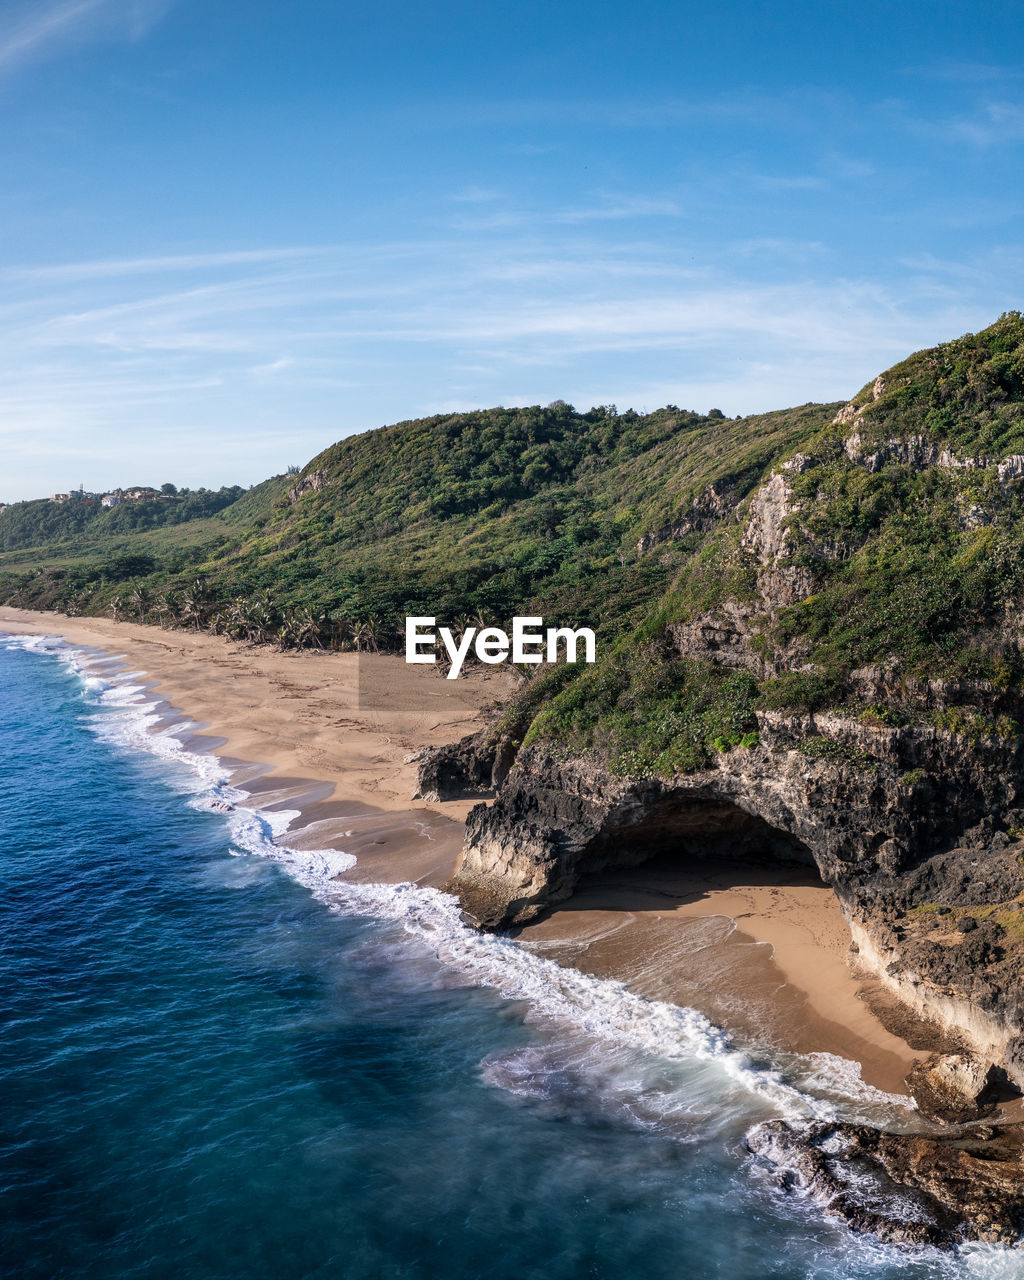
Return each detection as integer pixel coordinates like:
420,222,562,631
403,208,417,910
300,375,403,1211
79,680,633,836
412,317,1024,1246
423,314,1024,1075
441,716,1024,1073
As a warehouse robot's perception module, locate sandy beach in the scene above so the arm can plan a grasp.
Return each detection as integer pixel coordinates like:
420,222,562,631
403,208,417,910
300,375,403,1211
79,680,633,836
0,605,922,1093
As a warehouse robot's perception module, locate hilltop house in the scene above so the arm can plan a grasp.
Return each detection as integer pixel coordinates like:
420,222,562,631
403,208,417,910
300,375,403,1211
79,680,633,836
50,486,161,506
50,489,97,504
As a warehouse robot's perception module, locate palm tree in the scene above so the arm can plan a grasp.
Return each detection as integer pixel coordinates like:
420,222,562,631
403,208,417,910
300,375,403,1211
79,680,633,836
297,607,324,649
274,609,305,650
329,614,352,651
177,576,211,632
226,597,250,640
179,590,204,631
129,585,151,621
251,589,279,644
206,609,229,636
153,593,174,628
365,612,389,653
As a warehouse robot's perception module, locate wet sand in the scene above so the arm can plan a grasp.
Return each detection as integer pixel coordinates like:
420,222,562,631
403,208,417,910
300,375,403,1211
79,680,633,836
518,855,919,1092
0,606,920,1093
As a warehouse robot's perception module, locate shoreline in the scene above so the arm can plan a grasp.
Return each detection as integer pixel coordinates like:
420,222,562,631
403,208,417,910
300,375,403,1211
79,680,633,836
0,606,922,1095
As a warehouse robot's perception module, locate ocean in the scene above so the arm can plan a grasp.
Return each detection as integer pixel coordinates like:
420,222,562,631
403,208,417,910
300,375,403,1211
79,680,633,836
1,635,1020,1280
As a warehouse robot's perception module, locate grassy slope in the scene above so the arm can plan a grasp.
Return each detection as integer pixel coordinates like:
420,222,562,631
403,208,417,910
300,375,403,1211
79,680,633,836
525,313,1024,775
1,402,834,638
758,312,1024,686
209,401,833,629
6,312,1024,780
0,477,289,579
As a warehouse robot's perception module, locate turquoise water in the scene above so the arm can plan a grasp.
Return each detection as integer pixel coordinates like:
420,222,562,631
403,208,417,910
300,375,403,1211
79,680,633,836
1,637,1019,1280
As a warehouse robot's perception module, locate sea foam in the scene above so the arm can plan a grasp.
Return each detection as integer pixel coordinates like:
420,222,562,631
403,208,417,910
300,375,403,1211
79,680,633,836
3,632,913,1131
7,630,1024,1275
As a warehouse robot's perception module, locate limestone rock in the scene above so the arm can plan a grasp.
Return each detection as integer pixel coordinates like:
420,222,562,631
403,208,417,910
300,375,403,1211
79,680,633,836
905,1053,997,1123
739,471,814,608
747,1118,1024,1249
287,468,329,502
635,479,738,553
412,732,499,801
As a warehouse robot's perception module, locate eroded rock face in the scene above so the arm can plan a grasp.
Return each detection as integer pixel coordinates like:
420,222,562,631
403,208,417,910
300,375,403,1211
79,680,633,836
666,601,766,675
412,730,521,802
839,429,1024,489
636,479,739,552
740,465,815,609
747,1118,1024,1248
449,710,1024,921
905,1054,997,1124
413,732,499,802
287,468,329,502
440,713,1024,1083
448,752,817,927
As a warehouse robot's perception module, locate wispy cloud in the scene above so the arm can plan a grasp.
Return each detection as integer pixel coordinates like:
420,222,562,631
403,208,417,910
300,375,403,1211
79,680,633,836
896,96,1024,148
5,247,328,283
943,100,1024,146
731,237,829,261
0,233,1017,500
0,240,1002,394
0,0,105,70
450,185,504,204
450,194,684,232
904,59,1021,84
550,197,683,224
0,0,169,74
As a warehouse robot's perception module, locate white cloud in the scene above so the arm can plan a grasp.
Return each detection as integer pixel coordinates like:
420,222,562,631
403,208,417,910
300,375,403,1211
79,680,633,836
0,0,169,73
900,98,1024,148
0,234,1017,500
905,60,1020,84
5,247,323,282
549,197,683,224
450,185,505,204
0,0,106,69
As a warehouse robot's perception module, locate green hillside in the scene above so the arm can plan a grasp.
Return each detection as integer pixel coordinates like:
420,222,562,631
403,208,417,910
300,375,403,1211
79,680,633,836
0,400,833,641
5,312,1024,782
529,312,1024,775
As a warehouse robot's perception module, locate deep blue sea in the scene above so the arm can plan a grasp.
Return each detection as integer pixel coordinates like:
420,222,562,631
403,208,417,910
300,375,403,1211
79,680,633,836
2,635,1021,1280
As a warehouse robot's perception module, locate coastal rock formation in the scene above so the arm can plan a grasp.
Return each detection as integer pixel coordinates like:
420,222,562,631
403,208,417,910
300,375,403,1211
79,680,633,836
439,320,1024,1110
442,707,1024,1082
746,1118,1024,1248
412,731,504,801
635,479,739,552
905,1053,998,1123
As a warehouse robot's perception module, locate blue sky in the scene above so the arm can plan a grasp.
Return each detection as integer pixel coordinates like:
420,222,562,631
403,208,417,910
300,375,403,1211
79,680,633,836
1,0,1022,499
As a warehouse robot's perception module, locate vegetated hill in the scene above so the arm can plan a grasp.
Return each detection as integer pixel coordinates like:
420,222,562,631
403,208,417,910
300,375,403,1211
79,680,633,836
0,484,248,557
442,317,1024,1135
0,400,834,639
0,475,290,574
525,311,1024,776
5,312,1024,783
